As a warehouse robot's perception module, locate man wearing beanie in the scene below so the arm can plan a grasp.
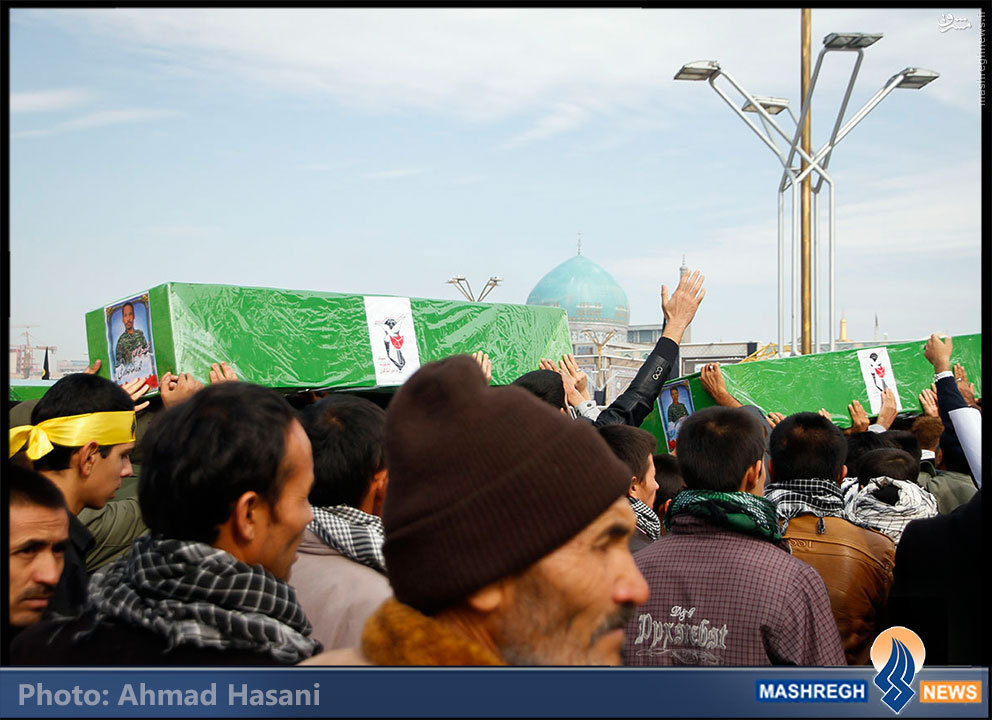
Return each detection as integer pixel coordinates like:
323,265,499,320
303,354,649,666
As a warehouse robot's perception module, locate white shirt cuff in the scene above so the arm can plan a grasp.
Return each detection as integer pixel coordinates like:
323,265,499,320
575,399,601,421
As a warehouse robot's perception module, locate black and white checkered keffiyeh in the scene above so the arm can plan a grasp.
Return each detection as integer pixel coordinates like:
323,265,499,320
628,497,661,541
308,505,386,573
763,478,863,533
83,535,319,663
843,476,939,545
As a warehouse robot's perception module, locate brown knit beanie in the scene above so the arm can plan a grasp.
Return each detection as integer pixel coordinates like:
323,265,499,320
382,354,633,615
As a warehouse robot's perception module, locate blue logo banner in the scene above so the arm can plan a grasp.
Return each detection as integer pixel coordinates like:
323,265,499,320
0,667,986,717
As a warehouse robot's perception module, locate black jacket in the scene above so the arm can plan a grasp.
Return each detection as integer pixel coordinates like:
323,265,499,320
594,336,679,428
885,489,983,665
46,513,93,618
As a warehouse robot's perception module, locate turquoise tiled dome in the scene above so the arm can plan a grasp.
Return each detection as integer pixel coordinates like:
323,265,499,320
526,254,630,325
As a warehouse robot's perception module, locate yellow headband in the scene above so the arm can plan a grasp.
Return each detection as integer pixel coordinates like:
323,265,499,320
9,411,136,460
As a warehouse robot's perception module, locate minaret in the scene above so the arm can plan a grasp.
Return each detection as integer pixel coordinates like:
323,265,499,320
577,232,582,256
839,309,849,343
677,255,691,344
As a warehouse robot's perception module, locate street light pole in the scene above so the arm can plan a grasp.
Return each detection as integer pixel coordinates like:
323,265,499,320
801,8,812,355
446,275,503,302
675,31,937,356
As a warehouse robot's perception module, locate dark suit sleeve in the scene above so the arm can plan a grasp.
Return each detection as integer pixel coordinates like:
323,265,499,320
594,336,679,428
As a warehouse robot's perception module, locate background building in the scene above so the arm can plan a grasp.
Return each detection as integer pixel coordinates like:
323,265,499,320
526,249,761,404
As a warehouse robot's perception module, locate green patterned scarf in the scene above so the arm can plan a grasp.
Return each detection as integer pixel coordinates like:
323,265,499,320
665,489,786,546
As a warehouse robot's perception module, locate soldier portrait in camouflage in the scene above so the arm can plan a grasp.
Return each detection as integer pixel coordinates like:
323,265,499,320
105,294,157,387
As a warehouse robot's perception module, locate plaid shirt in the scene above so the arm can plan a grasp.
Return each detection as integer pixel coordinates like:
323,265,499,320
624,515,845,666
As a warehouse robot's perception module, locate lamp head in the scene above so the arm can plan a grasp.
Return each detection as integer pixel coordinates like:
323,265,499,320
674,60,720,81
892,67,939,89
741,96,790,115
823,32,883,49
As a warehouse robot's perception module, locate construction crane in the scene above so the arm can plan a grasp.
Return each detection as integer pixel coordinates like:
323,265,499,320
740,342,782,363
10,325,57,379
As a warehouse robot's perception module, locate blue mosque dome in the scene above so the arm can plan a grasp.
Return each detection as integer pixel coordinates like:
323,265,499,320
526,253,630,325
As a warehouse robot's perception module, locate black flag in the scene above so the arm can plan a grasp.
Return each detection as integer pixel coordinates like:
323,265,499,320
41,347,50,380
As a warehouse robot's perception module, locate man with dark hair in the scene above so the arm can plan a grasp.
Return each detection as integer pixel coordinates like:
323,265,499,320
511,369,567,412
844,431,896,479
304,355,648,666
764,412,894,665
768,413,848,485
857,448,920,485
294,394,392,649
114,302,150,366
599,425,660,552
843,447,938,545
624,407,843,666
8,373,137,617
880,430,921,465
911,414,943,467
12,383,320,665
650,453,685,525
7,465,70,646
910,415,977,514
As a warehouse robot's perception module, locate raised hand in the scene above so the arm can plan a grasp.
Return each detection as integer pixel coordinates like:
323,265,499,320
159,371,204,409
560,354,591,402
918,388,939,418
876,388,897,430
699,362,741,408
83,358,102,375
121,377,151,412
847,399,869,432
472,351,492,385
953,363,978,408
209,361,240,384
924,334,952,374
541,357,584,408
766,412,786,429
661,269,706,345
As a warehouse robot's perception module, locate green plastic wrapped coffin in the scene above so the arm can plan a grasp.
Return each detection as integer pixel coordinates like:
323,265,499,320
639,333,982,452
8,381,57,402
84,282,574,390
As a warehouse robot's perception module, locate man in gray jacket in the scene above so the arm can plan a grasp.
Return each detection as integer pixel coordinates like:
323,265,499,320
293,394,392,650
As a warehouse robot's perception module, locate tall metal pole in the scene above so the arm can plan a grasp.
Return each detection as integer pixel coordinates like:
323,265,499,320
778,191,785,357
800,8,812,354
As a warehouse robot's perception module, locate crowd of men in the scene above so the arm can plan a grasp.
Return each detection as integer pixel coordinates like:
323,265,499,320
5,268,983,668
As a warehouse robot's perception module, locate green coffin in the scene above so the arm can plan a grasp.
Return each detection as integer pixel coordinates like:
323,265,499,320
84,282,573,390
8,381,58,402
640,333,982,452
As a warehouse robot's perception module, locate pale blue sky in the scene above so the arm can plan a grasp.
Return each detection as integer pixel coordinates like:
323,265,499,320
9,8,983,361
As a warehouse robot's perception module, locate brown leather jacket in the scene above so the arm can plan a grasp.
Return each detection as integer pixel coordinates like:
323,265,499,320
783,515,895,665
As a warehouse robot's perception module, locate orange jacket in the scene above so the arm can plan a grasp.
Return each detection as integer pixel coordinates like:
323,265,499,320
783,514,895,665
